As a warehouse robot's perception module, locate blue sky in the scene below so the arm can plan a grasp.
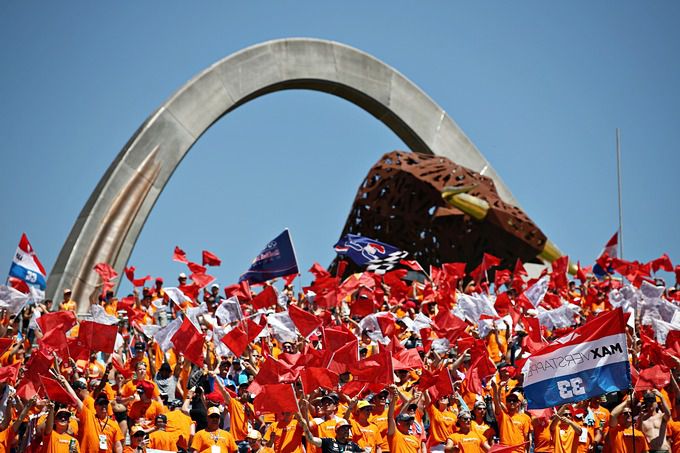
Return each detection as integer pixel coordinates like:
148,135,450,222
1,2,679,294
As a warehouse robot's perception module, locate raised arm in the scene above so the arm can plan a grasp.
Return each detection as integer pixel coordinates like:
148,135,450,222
387,384,398,437
609,397,630,429
54,373,84,412
296,411,322,448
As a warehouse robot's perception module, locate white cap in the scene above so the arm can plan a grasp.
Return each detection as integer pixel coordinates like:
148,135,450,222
178,272,187,279
211,283,220,289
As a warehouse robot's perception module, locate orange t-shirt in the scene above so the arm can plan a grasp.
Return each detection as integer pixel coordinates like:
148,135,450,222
471,419,495,443
532,419,552,453
448,431,485,453
497,409,531,452
263,419,304,453
120,379,160,401
368,407,389,452
148,429,176,451
165,408,194,450
76,406,123,453
0,427,14,453
667,420,680,453
553,424,576,453
227,398,254,441
190,428,237,453
128,399,167,425
605,425,648,453
349,419,381,451
426,404,457,443
44,430,80,453
387,429,422,452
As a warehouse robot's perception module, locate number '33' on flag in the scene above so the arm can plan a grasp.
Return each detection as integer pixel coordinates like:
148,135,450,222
522,308,631,409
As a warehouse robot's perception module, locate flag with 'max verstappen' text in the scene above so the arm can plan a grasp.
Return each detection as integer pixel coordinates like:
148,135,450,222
523,308,630,409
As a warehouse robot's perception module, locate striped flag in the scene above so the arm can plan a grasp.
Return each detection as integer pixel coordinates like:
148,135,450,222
523,308,630,409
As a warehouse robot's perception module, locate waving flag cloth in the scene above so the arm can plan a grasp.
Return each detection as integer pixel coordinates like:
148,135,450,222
523,308,630,409
240,229,299,284
334,234,409,274
8,233,47,293
593,232,618,276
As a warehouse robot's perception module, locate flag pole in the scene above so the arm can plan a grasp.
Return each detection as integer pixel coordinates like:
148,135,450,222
616,128,624,259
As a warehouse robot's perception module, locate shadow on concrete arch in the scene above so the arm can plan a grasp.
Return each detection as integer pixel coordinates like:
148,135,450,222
46,38,519,312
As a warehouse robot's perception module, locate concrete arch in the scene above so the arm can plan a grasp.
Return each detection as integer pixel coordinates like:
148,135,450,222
46,38,519,311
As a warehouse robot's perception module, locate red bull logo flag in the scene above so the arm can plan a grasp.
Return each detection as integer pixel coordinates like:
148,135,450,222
523,308,631,409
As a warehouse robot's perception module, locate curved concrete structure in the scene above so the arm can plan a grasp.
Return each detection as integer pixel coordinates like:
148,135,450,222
46,38,519,312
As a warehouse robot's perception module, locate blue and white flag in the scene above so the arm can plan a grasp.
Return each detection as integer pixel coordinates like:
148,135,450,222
523,308,630,409
240,229,299,284
8,233,47,292
334,234,408,274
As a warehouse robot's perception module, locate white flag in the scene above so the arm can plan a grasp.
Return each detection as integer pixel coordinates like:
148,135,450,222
522,275,550,308
0,285,31,315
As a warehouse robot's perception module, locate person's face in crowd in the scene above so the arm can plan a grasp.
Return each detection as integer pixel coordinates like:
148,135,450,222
282,342,295,354
207,413,221,430
237,385,250,400
136,362,147,376
55,411,70,433
506,395,520,413
131,431,145,447
95,401,108,419
396,419,412,435
280,412,293,423
642,395,657,414
63,291,71,302
134,346,145,359
356,405,372,423
159,364,171,379
396,369,409,383
155,416,167,430
375,392,388,408
457,413,472,433
321,398,336,414
219,362,230,377
473,405,486,420
233,361,242,372
336,425,351,443
114,372,125,387
437,395,450,409
619,408,633,427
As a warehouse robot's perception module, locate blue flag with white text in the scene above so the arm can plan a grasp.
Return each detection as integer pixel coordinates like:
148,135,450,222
240,230,299,284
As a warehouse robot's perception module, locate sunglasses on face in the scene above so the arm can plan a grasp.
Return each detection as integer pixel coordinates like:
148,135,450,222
459,418,471,422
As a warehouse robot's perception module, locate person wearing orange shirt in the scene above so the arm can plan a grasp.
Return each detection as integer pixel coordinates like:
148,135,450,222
123,425,147,453
549,406,583,453
587,396,610,448
386,385,421,453
368,389,390,452
214,378,255,442
1,395,38,453
165,400,195,451
128,381,167,427
147,414,175,451
42,404,81,453
245,429,275,453
667,417,680,453
60,288,77,312
470,401,495,444
607,396,648,453
424,391,458,451
263,411,304,453
190,406,237,453
444,411,490,453
344,399,382,452
490,382,531,453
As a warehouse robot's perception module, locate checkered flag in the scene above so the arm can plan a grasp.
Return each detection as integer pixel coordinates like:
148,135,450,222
365,250,409,274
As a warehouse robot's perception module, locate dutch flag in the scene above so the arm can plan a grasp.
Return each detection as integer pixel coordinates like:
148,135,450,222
523,308,631,409
7,233,47,292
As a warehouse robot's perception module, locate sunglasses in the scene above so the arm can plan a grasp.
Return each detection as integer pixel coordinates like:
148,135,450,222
56,414,70,421
459,418,471,422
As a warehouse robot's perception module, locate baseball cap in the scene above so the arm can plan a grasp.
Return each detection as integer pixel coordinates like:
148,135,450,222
94,395,109,406
211,283,220,289
335,419,351,429
207,406,222,417
474,400,487,409
357,400,373,410
71,379,87,390
395,413,415,423
130,425,146,436
178,272,187,279
63,288,72,294
155,277,163,283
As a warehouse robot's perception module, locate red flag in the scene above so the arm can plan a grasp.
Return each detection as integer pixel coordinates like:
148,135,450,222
66,337,89,361
173,246,189,263
309,262,331,279
348,349,394,385
124,266,151,287
350,294,377,317
330,339,359,365
288,304,322,338
76,320,118,354
39,375,80,407
253,383,298,415
376,314,397,339
576,261,589,284
470,253,501,283
38,327,70,359
464,354,496,395
178,283,200,301
494,269,511,290
512,259,527,293
190,272,215,289
300,368,339,394
0,362,20,385
675,265,680,286
187,262,207,275
246,317,268,343
651,254,674,273
36,310,77,334
522,316,547,354
394,348,423,371
283,274,298,286
7,276,29,294
112,357,133,379
251,286,277,310
93,262,118,281
634,364,670,392
221,322,249,357
323,326,356,351
225,281,252,301
202,250,222,267
494,292,511,316
550,256,569,291
171,317,206,366
431,367,455,400
0,338,12,356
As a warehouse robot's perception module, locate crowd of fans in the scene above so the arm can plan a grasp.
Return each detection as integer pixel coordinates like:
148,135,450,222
1,251,680,453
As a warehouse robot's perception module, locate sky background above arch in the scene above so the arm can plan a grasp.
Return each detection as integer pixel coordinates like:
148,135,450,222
1,2,679,295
